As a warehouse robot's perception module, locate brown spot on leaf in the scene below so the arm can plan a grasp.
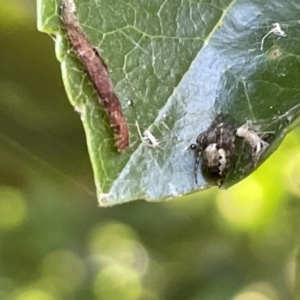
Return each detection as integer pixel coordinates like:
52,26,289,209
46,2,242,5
269,48,282,59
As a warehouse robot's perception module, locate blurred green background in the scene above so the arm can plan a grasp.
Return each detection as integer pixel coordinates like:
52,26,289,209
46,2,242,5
1,1,300,299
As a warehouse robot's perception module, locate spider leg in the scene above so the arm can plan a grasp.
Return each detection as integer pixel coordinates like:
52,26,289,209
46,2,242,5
194,150,201,185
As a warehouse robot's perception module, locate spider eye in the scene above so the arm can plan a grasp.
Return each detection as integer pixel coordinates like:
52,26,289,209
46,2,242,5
190,144,197,150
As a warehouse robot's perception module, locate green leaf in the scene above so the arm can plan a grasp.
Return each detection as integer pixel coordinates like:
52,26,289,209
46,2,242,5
38,0,300,206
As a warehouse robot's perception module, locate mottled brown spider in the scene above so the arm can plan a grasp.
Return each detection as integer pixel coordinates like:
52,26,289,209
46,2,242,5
190,114,236,185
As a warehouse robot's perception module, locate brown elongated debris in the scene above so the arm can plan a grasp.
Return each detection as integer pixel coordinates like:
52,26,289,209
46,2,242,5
61,0,129,151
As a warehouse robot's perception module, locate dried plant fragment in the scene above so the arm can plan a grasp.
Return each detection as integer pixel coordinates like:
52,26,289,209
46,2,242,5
135,121,161,148
61,0,129,151
260,22,286,51
236,122,270,163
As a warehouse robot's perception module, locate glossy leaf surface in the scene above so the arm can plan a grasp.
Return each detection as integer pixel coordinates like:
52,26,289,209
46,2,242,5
38,0,300,205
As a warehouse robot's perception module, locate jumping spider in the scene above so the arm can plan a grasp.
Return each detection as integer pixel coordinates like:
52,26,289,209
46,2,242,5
190,115,272,186
190,114,236,185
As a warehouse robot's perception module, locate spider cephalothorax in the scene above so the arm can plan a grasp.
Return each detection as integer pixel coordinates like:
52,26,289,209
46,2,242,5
190,114,236,185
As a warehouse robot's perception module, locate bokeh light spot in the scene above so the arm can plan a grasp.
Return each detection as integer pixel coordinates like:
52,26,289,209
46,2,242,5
283,151,300,196
88,221,149,274
13,289,55,300
93,264,141,300
218,178,264,230
233,291,270,300
40,250,85,295
232,282,278,300
0,0,33,28
0,186,27,230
